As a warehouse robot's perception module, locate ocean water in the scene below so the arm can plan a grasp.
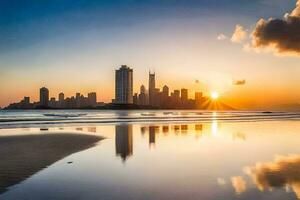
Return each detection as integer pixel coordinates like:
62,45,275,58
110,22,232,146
1,110,300,200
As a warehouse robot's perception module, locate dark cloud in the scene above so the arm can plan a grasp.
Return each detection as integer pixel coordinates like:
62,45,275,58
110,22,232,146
233,79,246,85
252,0,300,55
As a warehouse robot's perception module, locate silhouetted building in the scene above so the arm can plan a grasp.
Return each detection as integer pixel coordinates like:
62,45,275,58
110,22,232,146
58,92,64,108
153,88,161,107
39,87,49,107
173,90,180,99
49,97,56,108
88,92,97,107
181,88,188,102
148,72,155,106
195,92,203,108
115,65,133,104
138,85,148,106
133,93,138,105
162,85,169,97
23,97,30,105
115,124,133,161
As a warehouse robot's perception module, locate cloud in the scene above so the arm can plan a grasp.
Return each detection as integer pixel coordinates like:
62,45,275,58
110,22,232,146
231,25,247,43
217,33,227,41
251,0,300,55
233,79,246,85
231,176,247,194
244,155,300,199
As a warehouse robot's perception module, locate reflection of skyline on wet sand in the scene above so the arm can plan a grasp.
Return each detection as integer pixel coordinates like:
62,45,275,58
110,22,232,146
115,124,133,161
2,120,300,200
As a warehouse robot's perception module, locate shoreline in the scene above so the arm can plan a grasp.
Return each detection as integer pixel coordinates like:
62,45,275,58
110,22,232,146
0,133,103,194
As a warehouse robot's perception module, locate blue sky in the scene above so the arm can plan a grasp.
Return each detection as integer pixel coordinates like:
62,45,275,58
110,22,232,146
0,0,298,108
0,0,294,53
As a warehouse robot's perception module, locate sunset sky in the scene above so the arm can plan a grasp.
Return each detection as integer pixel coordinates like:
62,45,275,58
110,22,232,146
0,0,299,109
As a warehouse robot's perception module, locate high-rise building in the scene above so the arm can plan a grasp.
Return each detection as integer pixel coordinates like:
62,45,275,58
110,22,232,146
58,92,64,108
88,92,97,107
138,85,147,106
181,88,188,102
39,87,49,107
148,72,155,106
115,65,133,104
173,90,180,99
162,85,169,97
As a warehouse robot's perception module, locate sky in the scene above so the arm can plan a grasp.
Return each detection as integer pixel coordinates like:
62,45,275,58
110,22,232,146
0,0,299,109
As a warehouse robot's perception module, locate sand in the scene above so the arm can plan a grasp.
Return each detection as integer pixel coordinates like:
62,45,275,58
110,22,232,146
0,133,103,194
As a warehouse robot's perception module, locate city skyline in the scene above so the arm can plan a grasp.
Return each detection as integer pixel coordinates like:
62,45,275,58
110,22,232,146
1,0,300,110
5,65,214,110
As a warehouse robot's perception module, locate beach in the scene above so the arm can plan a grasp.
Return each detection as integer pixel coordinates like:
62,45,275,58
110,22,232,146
0,133,103,194
1,110,300,200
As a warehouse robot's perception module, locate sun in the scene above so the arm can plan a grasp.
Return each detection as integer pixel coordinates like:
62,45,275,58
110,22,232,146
211,91,219,100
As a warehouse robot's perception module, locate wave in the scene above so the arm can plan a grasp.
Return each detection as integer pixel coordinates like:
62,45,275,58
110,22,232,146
0,110,300,128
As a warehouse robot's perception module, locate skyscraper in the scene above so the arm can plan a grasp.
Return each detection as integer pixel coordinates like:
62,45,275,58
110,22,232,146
115,65,133,104
148,72,155,106
39,87,49,107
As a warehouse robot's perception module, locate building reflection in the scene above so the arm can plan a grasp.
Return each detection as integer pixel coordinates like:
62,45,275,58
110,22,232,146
162,125,169,135
141,126,147,135
181,125,188,134
115,124,133,162
173,125,180,134
87,127,97,133
195,124,203,132
232,132,246,141
76,127,83,131
149,126,156,147
194,124,203,139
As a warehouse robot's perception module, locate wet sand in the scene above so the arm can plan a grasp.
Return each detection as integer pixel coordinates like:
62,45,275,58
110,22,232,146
0,133,103,194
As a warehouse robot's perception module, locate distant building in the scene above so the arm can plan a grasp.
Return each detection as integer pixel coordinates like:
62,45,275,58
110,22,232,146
173,90,180,99
181,88,188,102
88,92,97,107
153,88,161,107
162,85,169,97
133,93,138,105
195,92,203,108
58,92,64,108
138,85,148,106
49,97,56,108
115,65,133,104
23,97,30,105
148,72,155,106
39,87,49,107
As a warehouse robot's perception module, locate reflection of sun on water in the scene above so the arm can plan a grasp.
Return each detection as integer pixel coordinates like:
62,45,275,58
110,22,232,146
212,120,218,136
